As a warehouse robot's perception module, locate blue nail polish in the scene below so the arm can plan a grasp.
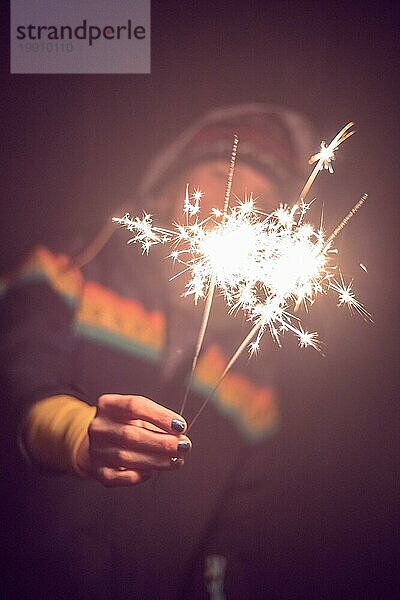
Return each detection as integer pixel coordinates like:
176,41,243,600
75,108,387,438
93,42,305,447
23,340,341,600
177,440,191,453
171,418,185,433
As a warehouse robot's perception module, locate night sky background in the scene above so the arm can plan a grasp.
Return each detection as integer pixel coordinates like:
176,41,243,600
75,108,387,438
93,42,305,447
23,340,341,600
1,1,399,597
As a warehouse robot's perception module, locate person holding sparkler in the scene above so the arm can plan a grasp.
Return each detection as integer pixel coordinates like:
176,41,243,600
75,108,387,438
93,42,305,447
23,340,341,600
1,105,325,599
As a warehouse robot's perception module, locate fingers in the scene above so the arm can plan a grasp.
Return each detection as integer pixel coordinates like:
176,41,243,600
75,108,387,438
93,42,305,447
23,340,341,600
92,446,186,472
96,467,153,488
89,394,191,488
97,394,187,434
89,417,192,456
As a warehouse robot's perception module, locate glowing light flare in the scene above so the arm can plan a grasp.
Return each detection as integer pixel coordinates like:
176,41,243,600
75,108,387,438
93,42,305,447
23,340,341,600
299,122,355,202
113,191,364,352
197,219,261,287
309,141,336,173
184,184,203,218
297,328,320,350
267,232,325,300
330,275,373,323
113,123,369,356
192,188,203,203
308,122,355,174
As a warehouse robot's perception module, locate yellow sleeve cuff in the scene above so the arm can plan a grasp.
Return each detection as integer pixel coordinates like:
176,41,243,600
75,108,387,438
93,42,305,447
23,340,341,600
23,395,96,477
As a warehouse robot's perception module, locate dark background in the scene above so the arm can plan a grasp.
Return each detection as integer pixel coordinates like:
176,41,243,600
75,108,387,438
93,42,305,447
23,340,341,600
1,1,399,597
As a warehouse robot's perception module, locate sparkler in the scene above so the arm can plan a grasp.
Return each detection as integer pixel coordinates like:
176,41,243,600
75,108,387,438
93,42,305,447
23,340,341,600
113,122,371,425
178,135,239,414
302,122,355,200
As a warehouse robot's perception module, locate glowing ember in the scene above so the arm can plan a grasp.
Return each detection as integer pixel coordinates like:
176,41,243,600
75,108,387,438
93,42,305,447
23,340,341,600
114,193,367,354
330,274,372,322
113,122,370,356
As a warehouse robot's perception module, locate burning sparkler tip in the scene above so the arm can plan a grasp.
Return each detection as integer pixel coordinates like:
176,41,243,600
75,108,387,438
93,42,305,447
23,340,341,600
114,122,369,361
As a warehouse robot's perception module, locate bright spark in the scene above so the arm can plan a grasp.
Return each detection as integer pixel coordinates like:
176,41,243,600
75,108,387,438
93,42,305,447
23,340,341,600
184,183,202,217
296,328,320,350
114,192,338,350
191,188,203,202
330,274,373,323
113,122,370,354
309,140,336,173
308,122,355,176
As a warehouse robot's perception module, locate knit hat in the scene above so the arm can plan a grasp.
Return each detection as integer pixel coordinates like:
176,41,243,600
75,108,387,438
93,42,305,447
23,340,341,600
139,103,315,203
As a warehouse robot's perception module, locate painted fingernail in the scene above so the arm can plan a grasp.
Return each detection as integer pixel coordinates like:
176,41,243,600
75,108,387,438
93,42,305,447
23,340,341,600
171,418,186,433
170,457,184,468
177,440,191,453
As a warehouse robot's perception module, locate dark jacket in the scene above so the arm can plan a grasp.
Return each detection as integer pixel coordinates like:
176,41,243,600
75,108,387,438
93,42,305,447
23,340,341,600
0,232,281,600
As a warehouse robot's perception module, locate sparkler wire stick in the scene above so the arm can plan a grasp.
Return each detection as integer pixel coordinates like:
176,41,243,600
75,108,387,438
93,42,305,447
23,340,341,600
222,134,239,221
188,320,262,430
325,193,368,246
179,279,215,414
179,136,239,415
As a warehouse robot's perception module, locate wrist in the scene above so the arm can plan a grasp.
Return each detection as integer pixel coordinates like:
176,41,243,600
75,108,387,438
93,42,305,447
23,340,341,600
74,433,93,478
23,395,96,475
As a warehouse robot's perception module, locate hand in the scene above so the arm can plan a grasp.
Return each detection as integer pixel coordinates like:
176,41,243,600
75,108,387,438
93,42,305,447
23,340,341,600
77,394,192,487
